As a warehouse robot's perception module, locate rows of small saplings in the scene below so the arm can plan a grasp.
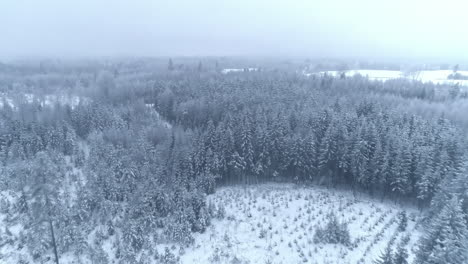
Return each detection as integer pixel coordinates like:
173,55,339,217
201,187,419,263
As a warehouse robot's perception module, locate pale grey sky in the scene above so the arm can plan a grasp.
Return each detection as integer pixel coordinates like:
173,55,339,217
0,0,467,61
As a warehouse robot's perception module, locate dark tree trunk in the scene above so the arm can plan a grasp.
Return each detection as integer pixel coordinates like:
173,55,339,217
49,219,59,264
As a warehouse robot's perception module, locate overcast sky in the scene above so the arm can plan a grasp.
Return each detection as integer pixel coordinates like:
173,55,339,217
0,0,467,61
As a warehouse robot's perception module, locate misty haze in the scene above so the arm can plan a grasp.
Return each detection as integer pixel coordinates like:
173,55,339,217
0,1,467,264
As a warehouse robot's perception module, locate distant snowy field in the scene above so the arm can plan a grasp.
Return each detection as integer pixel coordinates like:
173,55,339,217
182,184,422,264
222,68,259,74
306,70,468,86
0,93,87,109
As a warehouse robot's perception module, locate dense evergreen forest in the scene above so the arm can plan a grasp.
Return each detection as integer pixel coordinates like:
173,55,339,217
0,59,467,263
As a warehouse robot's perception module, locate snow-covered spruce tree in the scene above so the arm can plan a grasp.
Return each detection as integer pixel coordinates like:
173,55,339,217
352,127,372,191
313,212,350,246
122,220,146,252
303,133,318,181
26,151,65,264
393,242,409,264
163,208,195,246
195,172,218,195
373,245,394,264
415,197,468,264
397,211,408,232
216,202,226,219
229,151,246,183
240,114,254,183
161,247,178,264
391,139,411,199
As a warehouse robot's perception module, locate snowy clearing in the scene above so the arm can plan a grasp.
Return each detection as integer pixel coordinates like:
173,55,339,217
0,93,88,109
0,184,423,264
222,68,259,74
306,70,468,86
181,184,422,264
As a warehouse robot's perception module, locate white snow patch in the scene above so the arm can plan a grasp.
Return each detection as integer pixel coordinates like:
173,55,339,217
0,184,423,264
222,68,259,74
182,184,422,264
0,93,89,109
306,69,468,86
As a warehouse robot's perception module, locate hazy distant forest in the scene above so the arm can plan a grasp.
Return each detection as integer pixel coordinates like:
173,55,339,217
0,58,467,263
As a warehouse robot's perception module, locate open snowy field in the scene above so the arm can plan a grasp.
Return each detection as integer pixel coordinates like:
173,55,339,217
181,184,422,264
222,68,259,74
307,70,468,86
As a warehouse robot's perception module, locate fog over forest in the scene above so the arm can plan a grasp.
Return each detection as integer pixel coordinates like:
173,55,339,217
1,0,468,61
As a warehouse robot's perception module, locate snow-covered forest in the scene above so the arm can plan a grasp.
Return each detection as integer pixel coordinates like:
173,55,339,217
0,58,467,264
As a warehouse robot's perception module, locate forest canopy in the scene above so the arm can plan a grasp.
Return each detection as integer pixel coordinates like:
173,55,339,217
0,58,467,263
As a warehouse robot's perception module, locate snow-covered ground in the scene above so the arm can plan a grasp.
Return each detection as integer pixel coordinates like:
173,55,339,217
0,93,88,109
182,184,422,264
306,70,468,86
222,68,259,74
0,156,86,264
0,190,31,263
0,183,422,264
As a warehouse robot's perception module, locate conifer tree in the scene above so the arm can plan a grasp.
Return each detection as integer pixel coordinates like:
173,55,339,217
416,197,468,264
374,245,394,264
393,242,409,264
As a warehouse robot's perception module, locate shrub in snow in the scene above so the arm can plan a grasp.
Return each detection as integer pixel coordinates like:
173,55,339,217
163,212,194,245
397,211,408,232
106,220,115,236
393,242,409,264
207,201,216,218
313,212,351,246
161,247,178,264
210,247,234,263
0,196,10,214
196,173,217,194
139,252,152,264
89,246,110,263
223,233,233,248
194,206,210,233
216,203,226,219
400,234,410,245
122,222,146,252
17,192,28,214
373,245,393,264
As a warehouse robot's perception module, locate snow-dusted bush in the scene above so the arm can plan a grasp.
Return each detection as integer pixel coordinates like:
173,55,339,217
397,211,408,232
163,211,194,246
195,173,218,195
313,212,350,246
216,203,226,219
161,247,179,264
122,221,145,251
